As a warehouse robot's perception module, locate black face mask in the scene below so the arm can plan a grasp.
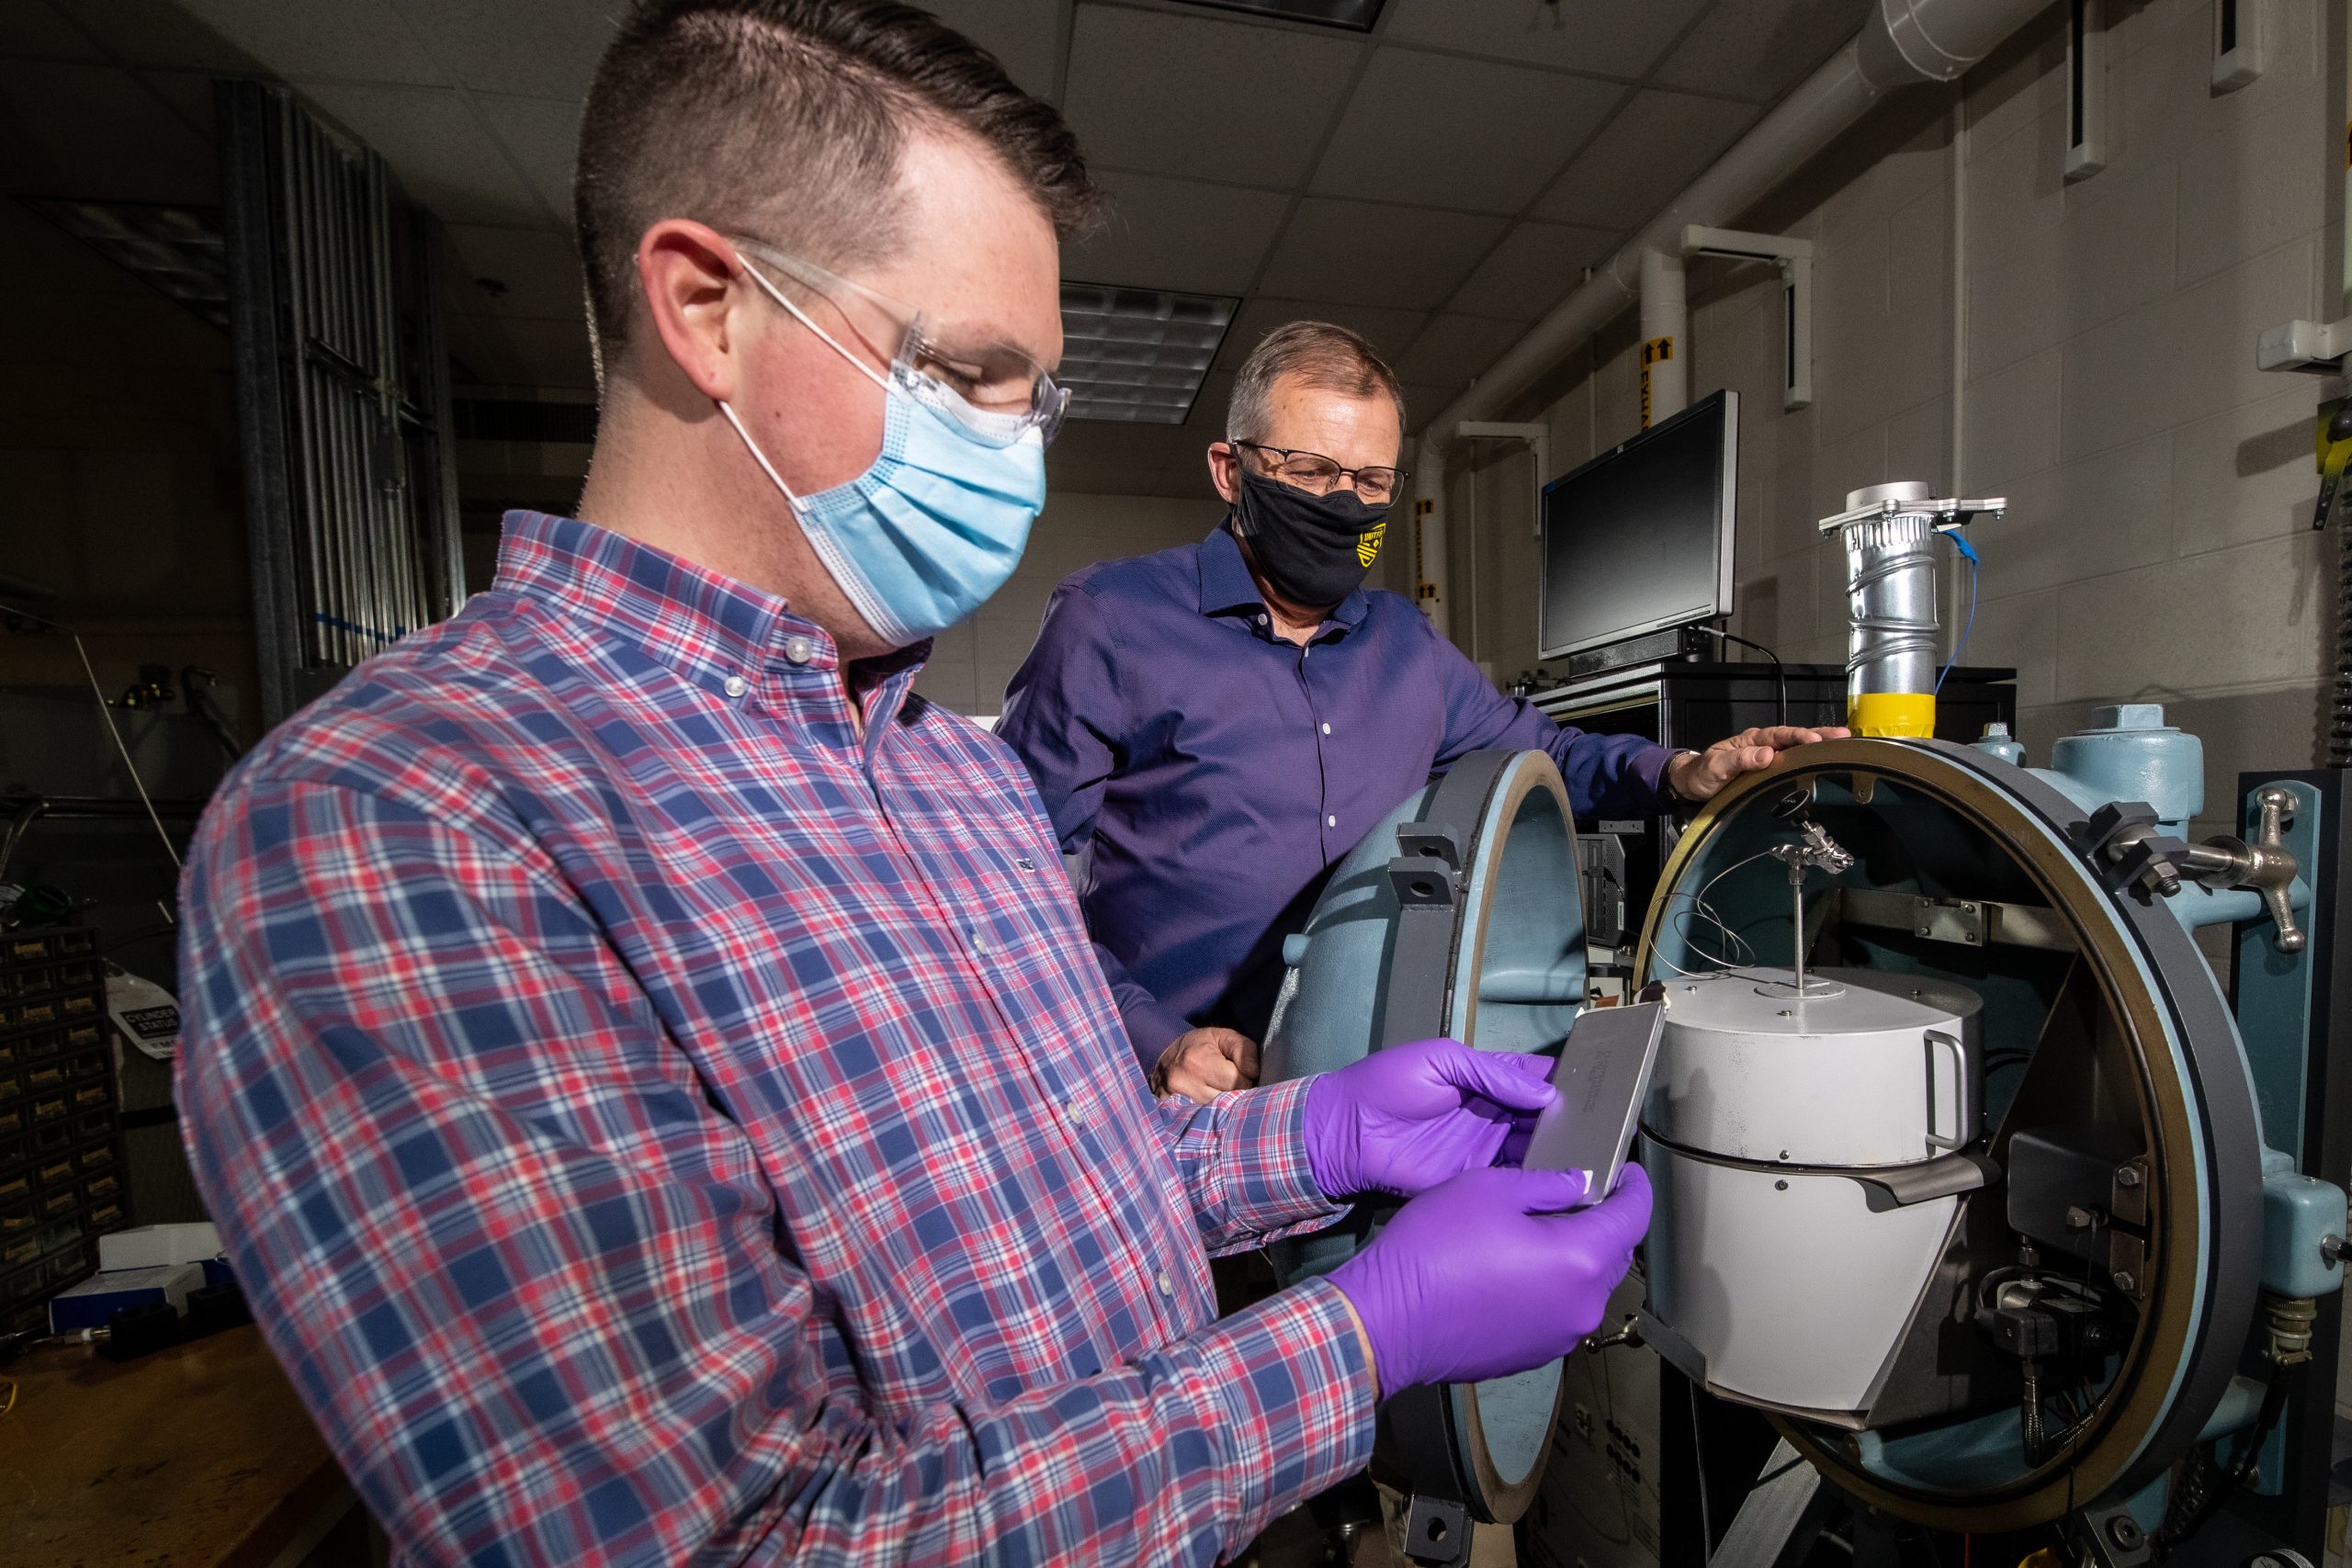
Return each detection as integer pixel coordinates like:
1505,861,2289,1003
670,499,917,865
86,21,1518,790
1230,467,1391,609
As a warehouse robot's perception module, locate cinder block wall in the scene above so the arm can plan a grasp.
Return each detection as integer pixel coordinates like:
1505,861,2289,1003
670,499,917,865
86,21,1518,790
1434,0,2352,1439
1438,0,2341,857
917,490,1222,718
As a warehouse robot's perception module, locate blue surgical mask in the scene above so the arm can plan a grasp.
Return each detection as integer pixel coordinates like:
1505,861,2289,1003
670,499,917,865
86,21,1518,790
718,262,1047,648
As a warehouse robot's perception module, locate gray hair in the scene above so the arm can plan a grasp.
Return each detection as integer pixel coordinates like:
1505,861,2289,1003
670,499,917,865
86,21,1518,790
1225,321,1408,446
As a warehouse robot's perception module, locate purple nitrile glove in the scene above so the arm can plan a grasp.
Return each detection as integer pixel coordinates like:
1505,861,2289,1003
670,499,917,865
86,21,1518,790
1302,1039,1557,1200
1329,1163,1653,1394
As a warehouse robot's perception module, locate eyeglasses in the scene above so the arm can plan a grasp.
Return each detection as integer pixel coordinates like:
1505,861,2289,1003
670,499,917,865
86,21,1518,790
1231,441,1408,506
729,237,1070,448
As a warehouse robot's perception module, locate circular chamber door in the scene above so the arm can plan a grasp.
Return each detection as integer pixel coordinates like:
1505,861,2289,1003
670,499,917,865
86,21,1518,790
1634,739,2263,1533
1262,749,1588,1523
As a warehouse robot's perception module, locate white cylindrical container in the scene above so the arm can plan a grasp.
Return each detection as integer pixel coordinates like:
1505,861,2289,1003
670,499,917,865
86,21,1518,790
1645,966,1983,1167
1642,965,1984,1419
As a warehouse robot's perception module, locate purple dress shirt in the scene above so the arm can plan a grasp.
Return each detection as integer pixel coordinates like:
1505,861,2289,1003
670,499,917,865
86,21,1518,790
997,524,1679,1071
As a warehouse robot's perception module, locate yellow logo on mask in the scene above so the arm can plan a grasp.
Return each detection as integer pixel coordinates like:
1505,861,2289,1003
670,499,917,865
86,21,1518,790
1357,520,1385,569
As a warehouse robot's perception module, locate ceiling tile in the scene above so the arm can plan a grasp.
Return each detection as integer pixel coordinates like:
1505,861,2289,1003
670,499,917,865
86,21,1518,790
1183,368,1239,434
1065,170,1288,297
1532,89,1758,231
54,0,267,72
1213,296,1430,372
299,82,544,226
444,314,594,390
1256,198,1506,311
497,315,595,388
1311,48,1623,215
1400,380,1461,435
0,61,218,202
472,93,579,223
1381,0,1711,80
173,0,447,85
445,311,533,385
136,70,221,138
1447,220,1619,319
1396,314,1525,388
1653,0,1871,102
390,0,614,100
445,225,584,320
922,0,1061,100
1059,6,1363,187
0,2,106,60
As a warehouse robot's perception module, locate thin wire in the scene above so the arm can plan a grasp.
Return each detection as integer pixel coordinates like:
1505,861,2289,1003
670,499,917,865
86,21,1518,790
72,633,180,874
1689,1376,1714,1564
2,602,183,877
1686,625,1790,728
1935,536,1981,695
1650,850,1782,978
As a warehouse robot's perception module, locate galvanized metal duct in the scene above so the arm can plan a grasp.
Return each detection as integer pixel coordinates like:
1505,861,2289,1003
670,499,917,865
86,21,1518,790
1408,0,2056,638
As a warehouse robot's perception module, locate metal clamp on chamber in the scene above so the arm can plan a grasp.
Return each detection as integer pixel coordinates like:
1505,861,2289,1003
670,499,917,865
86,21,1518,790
1262,749,1589,1547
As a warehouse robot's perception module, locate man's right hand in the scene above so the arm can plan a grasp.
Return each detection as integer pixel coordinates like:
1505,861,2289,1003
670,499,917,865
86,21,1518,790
1153,1026,1261,1101
1327,1164,1652,1395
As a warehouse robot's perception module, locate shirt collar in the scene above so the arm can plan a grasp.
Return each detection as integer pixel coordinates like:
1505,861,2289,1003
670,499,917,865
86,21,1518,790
492,511,931,707
1193,520,1371,634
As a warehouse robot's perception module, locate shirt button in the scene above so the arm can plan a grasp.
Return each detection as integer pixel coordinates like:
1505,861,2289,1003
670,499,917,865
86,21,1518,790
1156,1270,1175,1298
1064,1099,1083,1124
1327,815,1337,829
783,635,816,665
722,675,750,698
1321,722,1332,735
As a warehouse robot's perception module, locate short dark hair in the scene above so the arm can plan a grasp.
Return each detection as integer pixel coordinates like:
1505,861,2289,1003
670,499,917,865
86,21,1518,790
1227,321,1408,445
575,0,1102,372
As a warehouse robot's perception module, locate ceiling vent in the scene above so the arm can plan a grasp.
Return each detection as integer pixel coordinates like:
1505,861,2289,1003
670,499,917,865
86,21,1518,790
1058,283,1238,426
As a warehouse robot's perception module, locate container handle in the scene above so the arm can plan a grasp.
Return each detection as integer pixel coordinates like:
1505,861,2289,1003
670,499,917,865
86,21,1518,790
1923,1030,1974,1151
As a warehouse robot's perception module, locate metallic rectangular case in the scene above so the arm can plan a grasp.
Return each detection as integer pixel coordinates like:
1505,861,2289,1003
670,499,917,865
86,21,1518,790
1522,999,1666,1202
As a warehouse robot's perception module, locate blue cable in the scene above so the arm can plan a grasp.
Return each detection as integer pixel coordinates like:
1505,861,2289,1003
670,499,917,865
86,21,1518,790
1936,531,1980,695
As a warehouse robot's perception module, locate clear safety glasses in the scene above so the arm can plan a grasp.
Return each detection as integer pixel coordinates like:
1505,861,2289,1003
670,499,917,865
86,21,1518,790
729,237,1070,449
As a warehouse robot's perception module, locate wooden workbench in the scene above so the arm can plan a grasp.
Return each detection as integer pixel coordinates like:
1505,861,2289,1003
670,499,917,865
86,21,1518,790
0,1323,361,1567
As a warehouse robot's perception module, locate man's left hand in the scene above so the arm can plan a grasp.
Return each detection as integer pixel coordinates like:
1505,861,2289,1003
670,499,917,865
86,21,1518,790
1667,724,1851,804
1303,1040,1557,1200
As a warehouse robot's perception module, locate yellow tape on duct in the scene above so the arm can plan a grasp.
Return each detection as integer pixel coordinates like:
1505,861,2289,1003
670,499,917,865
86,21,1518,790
1849,691,1936,738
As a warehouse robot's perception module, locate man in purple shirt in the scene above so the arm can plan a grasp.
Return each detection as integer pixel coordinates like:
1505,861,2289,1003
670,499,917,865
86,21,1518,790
1000,322,1844,1098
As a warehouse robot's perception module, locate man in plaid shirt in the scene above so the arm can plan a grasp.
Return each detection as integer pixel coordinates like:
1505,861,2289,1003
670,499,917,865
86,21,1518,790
176,4,1650,1562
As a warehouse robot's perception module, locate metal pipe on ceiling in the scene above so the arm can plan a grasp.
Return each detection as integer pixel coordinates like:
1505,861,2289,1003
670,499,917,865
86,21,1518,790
1408,0,2056,641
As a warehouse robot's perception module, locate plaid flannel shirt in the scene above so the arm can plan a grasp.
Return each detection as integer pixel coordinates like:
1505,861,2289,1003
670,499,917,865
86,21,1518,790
175,512,1375,1566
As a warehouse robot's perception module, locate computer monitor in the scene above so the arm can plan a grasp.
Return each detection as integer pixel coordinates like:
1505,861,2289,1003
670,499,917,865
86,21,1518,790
1538,389,1737,661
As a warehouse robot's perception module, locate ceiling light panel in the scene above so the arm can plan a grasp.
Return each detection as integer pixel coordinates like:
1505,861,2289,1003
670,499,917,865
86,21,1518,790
1173,0,1388,31
1059,284,1238,425
22,198,228,329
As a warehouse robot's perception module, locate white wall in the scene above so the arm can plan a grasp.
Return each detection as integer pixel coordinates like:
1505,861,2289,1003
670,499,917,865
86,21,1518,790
917,489,1225,716
1440,0,2342,856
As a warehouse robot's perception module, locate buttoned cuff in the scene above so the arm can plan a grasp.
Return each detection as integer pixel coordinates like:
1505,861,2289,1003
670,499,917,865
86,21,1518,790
1649,746,1696,805
1161,1076,1351,1254
1193,1276,1378,1553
